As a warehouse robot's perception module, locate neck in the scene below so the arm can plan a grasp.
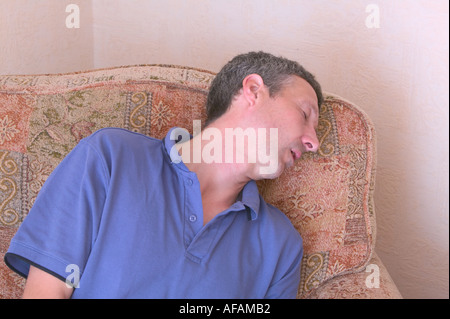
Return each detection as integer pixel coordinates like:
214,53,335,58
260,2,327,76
176,128,251,224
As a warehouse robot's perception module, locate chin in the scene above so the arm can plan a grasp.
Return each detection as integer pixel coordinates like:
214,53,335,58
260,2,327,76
255,163,286,180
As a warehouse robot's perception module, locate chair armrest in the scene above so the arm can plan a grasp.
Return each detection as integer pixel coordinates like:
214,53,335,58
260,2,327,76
303,252,402,299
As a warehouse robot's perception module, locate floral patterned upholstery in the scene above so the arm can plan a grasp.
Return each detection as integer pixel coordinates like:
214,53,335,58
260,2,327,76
0,65,401,298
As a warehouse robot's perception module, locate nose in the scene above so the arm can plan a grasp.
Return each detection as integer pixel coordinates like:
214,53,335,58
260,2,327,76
301,131,320,153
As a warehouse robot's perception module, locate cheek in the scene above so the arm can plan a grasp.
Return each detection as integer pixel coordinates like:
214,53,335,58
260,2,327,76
282,112,305,131
279,123,303,147
289,113,309,136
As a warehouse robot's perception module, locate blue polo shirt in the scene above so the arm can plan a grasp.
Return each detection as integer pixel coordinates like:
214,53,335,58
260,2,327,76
5,128,303,298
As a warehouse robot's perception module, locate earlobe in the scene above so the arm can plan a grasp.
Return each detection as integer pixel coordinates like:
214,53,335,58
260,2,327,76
242,74,265,106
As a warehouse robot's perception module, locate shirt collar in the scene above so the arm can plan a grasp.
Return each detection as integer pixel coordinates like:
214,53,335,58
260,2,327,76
163,127,261,220
238,180,260,221
163,127,192,174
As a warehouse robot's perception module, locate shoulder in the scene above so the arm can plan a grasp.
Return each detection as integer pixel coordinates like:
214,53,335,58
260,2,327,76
85,127,160,147
78,128,167,169
81,128,162,155
259,200,303,246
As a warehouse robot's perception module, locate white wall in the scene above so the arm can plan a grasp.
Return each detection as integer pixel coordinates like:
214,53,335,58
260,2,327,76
1,0,448,298
0,0,93,75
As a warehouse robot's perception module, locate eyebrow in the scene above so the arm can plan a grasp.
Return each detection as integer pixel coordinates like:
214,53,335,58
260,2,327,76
299,101,319,128
298,100,319,115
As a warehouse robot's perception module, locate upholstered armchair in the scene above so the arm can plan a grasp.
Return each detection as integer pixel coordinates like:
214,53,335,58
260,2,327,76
0,65,402,298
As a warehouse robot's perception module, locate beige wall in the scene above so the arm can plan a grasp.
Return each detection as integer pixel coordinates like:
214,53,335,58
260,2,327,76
0,0,93,74
1,0,448,298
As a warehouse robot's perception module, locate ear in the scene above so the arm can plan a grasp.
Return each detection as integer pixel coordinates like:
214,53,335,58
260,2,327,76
241,74,265,107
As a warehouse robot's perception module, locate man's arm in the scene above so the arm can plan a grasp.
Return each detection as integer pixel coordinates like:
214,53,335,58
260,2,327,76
22,265,73,299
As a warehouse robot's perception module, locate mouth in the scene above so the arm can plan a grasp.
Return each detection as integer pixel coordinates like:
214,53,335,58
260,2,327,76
290,149,302,163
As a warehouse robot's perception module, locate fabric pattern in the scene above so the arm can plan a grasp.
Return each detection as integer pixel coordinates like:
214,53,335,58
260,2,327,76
304,253,402,299
0,65,398,298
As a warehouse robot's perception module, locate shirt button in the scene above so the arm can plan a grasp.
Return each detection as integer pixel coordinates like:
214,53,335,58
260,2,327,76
187,178,193,186
189,215,197,222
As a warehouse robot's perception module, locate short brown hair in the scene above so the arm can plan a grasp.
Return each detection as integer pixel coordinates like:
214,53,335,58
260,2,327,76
206,51,323,125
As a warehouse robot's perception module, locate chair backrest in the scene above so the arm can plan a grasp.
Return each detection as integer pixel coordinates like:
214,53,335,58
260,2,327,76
0,65,376,298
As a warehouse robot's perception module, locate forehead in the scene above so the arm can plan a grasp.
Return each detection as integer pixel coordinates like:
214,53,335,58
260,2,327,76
278,76,319,111
282,76,317,101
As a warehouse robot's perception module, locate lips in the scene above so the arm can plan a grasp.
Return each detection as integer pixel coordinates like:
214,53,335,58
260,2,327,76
290,149,302,162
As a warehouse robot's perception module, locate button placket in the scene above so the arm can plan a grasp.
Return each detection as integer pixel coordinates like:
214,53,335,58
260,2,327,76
186,177,198,223
183,174,203,250
182,174,241,263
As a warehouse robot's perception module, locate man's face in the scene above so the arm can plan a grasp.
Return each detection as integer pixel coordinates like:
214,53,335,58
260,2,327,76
254,75,320,179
